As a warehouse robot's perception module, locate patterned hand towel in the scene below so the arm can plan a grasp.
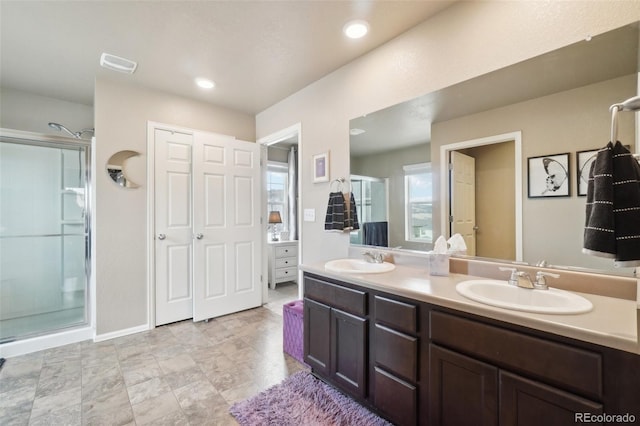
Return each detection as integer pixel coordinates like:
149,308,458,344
583,141,640,266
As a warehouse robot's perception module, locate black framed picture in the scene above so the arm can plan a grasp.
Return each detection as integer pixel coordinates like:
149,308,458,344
576,149,598,196
527,153,570,198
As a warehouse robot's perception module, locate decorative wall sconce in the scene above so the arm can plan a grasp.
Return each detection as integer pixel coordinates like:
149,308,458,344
106,150,140,188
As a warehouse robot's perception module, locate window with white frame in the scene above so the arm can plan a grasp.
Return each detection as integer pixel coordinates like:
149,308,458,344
404,163,432,243
267,162,289,237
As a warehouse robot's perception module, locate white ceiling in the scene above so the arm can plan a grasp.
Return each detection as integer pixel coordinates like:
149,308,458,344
0,0,455,115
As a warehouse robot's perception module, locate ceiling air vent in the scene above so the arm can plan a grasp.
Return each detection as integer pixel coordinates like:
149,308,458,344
100,53,137,74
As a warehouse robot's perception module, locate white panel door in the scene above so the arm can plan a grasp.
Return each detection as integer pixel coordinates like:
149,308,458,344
192,133,262,321
155,129,194,325
450,151,477,256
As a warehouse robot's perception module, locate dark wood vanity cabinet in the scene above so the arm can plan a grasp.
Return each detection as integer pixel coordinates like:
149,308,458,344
303,274,368,398
428,310,611,426
303,273,640,426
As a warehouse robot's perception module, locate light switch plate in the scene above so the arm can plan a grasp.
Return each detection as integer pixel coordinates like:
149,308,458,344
304,208,315,222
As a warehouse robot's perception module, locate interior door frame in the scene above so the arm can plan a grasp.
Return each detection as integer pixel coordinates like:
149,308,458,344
257,123,303,302
439,131,523,262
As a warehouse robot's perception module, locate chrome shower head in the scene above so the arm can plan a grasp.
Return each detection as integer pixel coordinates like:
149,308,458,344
48,122,78,138
48,122,94,139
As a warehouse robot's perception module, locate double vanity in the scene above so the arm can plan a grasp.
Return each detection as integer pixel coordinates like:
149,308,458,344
301,255,640,426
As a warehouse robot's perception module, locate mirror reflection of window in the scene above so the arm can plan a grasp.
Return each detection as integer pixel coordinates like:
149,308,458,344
404,163,432,243
266,162,288,239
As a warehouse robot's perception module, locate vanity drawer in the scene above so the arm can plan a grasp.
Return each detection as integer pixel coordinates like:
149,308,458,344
374,324,418,381
374,295,417,334
305,276,367,316
275,245,297,258
373,367,417,426
332,284,366,316
275,257,298,268
429,311,603,399
275,267,297,280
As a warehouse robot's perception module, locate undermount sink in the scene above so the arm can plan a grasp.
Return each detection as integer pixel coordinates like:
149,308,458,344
456,279,593,314
325,258,396,274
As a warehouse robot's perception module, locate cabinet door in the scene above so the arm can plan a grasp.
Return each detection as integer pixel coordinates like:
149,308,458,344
304,298,331,375
429,344,498,426
332,308,368,398
500,371,603,426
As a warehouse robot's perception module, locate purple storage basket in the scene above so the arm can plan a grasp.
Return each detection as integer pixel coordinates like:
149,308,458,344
283,299,306,364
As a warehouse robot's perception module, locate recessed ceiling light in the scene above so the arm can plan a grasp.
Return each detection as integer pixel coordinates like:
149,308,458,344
195,78,215,89
350,128,366,136
343,20,369,39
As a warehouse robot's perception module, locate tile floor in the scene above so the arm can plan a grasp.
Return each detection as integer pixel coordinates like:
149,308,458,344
0,282,304,425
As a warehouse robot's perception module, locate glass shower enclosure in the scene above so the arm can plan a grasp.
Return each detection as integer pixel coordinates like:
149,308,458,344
349,175,388,245
0,133,90,343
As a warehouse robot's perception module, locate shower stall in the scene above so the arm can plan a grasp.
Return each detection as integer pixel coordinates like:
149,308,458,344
349,174,388,245
0,130,91,343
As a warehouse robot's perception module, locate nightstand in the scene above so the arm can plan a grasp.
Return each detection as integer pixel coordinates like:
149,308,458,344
268,240,299,289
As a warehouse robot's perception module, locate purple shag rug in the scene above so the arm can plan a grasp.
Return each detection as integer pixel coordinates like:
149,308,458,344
230,371,392,426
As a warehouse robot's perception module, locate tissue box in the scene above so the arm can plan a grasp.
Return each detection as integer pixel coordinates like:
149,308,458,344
429,253,450,276
283,300,306,364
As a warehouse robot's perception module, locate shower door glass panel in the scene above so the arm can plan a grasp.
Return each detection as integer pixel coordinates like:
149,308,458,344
0,141,88,342
349,176,388,245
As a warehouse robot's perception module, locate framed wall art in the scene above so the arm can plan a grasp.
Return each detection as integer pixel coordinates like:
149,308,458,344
313,151,329,183
576,149,598,196
527,152,570,198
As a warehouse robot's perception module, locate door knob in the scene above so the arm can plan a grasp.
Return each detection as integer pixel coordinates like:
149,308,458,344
195,233,204,240
473,226,479,231
157,233,166,240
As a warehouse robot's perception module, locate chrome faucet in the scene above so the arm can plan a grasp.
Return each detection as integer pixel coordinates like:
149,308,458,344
363,251,385,263
534,271,560,290
498,267,560,290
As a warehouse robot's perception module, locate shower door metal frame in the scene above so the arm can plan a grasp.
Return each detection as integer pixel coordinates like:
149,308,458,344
0,128,92,343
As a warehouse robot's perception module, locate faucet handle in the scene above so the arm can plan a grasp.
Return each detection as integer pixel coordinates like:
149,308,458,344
498,266,518,285
535,271,560,289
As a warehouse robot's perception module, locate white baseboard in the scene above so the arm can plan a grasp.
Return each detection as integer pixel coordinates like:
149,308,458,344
94,324,150,343
0,326,94,358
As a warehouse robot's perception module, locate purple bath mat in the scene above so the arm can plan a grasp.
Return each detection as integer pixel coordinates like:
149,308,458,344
230,371,392,425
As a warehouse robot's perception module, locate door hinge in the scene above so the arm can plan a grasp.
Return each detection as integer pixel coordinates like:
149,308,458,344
448,163,453,171
260,217,263,224
449,215,454,223
260,275,263,283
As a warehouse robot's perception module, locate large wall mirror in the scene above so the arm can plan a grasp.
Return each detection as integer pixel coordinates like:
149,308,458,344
349,22,639,276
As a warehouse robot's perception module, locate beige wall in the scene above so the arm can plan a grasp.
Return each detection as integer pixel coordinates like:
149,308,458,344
0,87,93,135
432,75,636,270
94,78,254,335
256,1,640,267
351,143,430,250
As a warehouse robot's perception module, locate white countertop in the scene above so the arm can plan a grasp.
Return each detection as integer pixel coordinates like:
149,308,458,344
301,261,640,355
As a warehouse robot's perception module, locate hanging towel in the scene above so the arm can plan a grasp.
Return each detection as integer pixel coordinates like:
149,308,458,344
583,141,640,267
325,192,360,232
344,192,360,231
363,221,388,247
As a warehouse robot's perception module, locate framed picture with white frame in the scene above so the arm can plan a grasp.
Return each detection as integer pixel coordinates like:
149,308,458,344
313,151,329,183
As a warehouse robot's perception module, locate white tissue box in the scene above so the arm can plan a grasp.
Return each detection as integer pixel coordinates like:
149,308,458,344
429,253,450,276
